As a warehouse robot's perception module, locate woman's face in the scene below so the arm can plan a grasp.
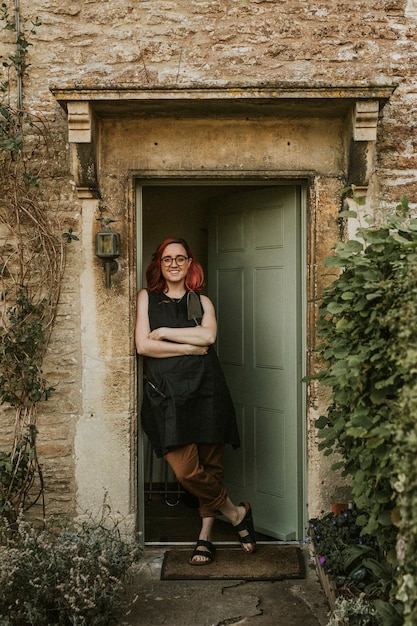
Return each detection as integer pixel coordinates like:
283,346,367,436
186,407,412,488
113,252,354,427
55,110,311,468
160,243,192,286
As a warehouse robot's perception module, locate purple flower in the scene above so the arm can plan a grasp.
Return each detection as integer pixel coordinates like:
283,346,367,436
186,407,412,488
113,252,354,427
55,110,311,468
319,556,326,565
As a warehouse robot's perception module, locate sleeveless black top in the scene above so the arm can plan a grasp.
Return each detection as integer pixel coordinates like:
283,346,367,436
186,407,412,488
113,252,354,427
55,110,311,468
141,291,240,457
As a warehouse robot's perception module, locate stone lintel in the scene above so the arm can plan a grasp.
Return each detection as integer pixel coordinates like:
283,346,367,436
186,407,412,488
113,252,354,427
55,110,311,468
51,84,396,103
54,86,395,195
51,84,396,120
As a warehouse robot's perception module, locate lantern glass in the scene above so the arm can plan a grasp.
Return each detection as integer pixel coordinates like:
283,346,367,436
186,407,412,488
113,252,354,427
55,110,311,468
95,231,121,258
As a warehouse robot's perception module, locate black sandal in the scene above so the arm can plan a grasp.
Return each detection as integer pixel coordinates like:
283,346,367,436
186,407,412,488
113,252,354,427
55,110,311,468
189,539,216,566
234,502,256,553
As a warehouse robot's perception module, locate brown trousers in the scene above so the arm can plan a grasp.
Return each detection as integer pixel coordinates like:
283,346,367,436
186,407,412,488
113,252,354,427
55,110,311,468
165,443,227,518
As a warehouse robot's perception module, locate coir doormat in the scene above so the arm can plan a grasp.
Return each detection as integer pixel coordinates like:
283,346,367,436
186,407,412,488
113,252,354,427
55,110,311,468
160,544,305,581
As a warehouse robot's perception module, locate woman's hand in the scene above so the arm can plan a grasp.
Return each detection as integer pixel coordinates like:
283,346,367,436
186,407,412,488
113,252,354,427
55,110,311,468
148,327,168,341
188,345,209,356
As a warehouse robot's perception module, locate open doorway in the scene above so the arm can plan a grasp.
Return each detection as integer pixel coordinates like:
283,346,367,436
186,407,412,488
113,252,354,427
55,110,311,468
138,182,305,544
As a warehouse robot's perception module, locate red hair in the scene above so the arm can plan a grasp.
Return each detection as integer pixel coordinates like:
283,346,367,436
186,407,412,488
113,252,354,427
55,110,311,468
146,238,205,293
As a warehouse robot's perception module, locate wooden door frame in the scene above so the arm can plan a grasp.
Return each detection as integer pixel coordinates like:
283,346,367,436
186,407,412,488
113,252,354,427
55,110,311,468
135,176,308,544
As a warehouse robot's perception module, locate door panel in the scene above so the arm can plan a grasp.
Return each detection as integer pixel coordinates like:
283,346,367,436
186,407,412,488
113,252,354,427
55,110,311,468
217,269,244,364
254,267,284,367
209,186,301,540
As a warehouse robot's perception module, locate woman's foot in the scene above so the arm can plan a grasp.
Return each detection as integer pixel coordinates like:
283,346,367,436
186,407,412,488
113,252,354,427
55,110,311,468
233,502,256,553
189,539,216,565
190,516,216,564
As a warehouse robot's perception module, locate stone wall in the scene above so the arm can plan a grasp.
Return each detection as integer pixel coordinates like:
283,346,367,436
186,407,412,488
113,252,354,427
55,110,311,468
1,0,416,530
15,0,417,205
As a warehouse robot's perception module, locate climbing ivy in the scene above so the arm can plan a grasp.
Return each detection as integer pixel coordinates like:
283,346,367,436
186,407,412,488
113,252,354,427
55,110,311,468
311,192,417,624
0,1,41,103
0,3,77,521
388,255,417,626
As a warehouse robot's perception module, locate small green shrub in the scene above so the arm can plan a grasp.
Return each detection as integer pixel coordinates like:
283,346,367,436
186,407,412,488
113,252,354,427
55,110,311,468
326,596,379,626
309,508,379,582
0,513,141,625
309,508,402,624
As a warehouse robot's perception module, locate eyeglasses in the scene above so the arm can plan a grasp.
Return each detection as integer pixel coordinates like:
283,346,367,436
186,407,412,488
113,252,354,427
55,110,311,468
161,255,189,266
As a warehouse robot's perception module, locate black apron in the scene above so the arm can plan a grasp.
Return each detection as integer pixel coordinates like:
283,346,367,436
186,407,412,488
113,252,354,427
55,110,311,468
141,291,240,458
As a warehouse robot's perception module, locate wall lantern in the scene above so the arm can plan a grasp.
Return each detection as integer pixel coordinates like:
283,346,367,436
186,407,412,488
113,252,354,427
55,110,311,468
95,218,121,289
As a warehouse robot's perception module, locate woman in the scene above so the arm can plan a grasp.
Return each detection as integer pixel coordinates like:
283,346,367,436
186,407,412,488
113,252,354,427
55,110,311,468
135,237,256,565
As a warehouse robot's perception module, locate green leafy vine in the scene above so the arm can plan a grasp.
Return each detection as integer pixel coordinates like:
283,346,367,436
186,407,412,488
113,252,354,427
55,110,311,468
311,191,417,624
0,3,77,522
1,1,41,106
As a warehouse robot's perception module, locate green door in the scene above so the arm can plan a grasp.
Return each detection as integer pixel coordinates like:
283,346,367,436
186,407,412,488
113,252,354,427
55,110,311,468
208,186,303,540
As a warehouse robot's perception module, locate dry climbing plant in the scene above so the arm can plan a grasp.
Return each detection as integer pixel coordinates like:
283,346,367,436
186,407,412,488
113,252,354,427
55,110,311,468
0,4,77,521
